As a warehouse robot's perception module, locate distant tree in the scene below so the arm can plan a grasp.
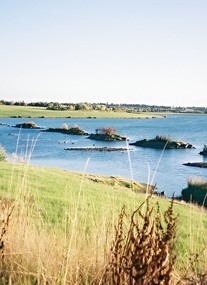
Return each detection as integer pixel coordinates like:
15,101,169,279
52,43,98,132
47,102,61,110
14,101,26,106
74,103,90,111
28,102,49,107
0,100,14,105
75,103,82,110
67,104,75,110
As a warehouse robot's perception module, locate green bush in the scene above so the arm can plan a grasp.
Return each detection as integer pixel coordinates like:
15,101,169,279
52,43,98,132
181,178,207,207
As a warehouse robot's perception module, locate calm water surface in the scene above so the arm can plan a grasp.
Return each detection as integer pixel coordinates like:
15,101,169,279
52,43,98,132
0,115,206,197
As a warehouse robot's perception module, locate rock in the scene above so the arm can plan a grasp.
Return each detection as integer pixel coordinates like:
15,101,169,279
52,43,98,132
183,162,207,168
200,150,207,156
64,147,130,151
199,145,207,156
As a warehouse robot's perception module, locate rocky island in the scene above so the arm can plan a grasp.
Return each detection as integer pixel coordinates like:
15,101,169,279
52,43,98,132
87,127,128,141
13,122,43,129
43,124,89,135
130,135,195,149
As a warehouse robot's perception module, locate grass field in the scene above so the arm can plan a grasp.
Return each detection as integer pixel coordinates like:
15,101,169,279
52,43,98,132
0,105,164,118
0,161,207,284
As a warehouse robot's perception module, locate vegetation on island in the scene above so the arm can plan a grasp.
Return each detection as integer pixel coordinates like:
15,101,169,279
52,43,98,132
88,127,128,141
13,121,43,129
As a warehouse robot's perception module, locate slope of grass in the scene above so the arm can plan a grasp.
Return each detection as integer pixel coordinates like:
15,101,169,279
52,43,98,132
0,105,163,118
0,161,207,283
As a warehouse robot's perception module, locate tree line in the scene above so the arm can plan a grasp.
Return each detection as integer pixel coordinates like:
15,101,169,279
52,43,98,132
0,99,206,113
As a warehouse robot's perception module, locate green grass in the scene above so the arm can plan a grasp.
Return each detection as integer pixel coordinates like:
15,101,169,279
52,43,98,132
0,105,164,118
0,161,207,283
0,162,146,226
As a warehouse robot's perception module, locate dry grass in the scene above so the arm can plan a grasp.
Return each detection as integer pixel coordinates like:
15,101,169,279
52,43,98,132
0,191,112,284
101,197,177,285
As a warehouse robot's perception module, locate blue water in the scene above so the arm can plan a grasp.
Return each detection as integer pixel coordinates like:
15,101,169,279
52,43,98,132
0,115,206,197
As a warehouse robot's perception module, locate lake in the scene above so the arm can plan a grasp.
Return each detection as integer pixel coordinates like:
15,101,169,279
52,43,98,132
0,114,206,197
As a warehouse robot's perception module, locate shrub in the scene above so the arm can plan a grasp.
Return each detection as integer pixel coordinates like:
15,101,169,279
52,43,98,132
15,122,37,128
155,135,172,142
97,127,116,135
62,123,68,130
101,197,177,285
181,178,207,207
72,124,81,129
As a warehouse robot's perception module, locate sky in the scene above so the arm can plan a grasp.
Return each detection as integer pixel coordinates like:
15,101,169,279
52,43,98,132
0,0,207,107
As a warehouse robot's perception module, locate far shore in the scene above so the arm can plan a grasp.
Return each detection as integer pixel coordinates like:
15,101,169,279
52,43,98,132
0,104,199,119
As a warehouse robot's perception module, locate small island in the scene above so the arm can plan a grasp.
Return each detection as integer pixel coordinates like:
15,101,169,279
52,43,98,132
129,135,195,149
13,122,43,129
64,147,130,151
88,127,128,141
43,124,89,136
183,162,207,168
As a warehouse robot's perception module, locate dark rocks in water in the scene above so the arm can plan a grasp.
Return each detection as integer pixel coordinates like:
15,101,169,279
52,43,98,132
13,122,43,129
44,127,89,136
64,147,130,151
183,162,207,168
88,133,128,141
199,151,207,155
130,136,195,149
199,145,207,156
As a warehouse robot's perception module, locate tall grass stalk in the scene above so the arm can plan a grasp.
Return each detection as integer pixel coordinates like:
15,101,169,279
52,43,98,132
148,141,168,195
63,157,91,284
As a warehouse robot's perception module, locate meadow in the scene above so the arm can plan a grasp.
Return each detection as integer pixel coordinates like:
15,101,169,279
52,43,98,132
0,105,163,119
0,160,207,284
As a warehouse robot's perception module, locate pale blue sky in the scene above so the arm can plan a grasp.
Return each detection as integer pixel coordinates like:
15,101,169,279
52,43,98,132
0,0,206,106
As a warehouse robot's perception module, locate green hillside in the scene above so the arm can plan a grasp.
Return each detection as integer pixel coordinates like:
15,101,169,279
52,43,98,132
0,161,207,284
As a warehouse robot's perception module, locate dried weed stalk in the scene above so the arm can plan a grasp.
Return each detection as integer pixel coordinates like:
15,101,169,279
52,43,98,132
101,197,177,285
0,198,15,283
0,198,15,259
